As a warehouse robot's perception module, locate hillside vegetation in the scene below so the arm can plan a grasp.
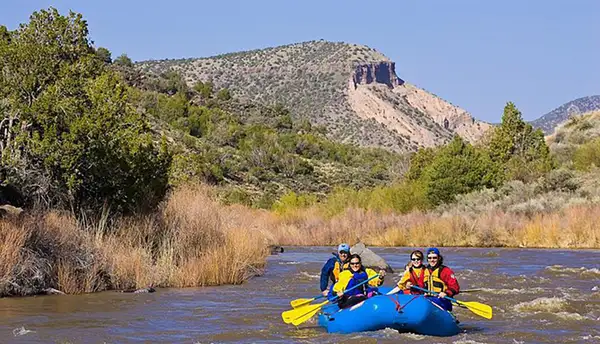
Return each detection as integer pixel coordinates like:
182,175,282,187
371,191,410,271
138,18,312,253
138,41,490,152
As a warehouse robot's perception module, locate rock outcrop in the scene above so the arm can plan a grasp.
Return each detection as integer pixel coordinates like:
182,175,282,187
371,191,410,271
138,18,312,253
352,62,403,88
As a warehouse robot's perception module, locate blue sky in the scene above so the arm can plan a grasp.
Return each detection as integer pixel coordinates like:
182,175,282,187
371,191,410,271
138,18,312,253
2,0,599,122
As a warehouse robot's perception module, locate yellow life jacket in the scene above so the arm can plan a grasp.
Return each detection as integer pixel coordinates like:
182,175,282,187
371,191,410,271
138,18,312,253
424,266,447,293
332,261,349,282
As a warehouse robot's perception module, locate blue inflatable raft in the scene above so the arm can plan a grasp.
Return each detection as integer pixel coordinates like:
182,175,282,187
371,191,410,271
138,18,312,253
317,287,462,337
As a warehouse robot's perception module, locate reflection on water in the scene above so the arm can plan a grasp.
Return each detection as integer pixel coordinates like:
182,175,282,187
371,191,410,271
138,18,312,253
0,247,599,343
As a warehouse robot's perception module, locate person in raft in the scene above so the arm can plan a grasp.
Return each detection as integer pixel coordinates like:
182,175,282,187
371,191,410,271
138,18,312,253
423,247,460,311
320,243,351,296
386,250,426,295
332,254,386,309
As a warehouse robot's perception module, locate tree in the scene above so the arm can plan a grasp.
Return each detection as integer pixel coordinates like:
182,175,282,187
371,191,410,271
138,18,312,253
95,47,112,64
419,136,501,205
0,8,171,213
406,147,437,181
487,102,554,181
114,53,133,67
193,81,213,99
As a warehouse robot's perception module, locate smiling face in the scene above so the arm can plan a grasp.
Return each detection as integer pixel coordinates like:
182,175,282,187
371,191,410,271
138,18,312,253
339,250,349,262
427,254,439,266
411,254,423,268
349,258,361,272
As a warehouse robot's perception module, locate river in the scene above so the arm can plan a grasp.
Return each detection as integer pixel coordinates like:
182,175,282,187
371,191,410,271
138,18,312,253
1,247,599,343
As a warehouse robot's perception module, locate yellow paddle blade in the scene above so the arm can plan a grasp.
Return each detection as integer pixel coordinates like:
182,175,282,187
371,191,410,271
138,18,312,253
281,300,329,325
455,300,493,319
290,298,315,308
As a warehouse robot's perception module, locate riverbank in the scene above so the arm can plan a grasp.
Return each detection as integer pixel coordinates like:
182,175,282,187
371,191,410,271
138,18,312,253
264,204,599,248
2,184,599,297
0,185,269,297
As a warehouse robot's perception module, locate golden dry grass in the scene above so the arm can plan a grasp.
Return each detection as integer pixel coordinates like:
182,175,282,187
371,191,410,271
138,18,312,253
0,184,270,297
2,182,598,297
264,205,600,249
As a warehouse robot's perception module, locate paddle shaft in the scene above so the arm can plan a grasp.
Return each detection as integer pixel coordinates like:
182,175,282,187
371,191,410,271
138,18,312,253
406,286,494,320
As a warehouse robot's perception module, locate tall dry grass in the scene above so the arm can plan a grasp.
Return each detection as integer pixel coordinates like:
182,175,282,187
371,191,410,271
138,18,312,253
0,184,270,297
263,205,600,249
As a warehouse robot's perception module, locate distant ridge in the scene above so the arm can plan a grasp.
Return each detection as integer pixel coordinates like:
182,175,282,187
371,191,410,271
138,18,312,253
531,95,600,135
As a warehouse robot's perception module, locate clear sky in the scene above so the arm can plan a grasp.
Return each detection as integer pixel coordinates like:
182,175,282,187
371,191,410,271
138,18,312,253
2,0,599,122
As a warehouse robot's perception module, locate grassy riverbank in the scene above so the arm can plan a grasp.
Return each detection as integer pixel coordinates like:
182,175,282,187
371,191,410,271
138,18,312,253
2,182,599,297
264,204,599,248
0,185,269,297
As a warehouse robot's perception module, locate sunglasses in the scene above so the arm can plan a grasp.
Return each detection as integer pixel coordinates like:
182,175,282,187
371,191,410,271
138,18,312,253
411,257,422,261
349,262,361,266
339,251,349,255
427,256,439,260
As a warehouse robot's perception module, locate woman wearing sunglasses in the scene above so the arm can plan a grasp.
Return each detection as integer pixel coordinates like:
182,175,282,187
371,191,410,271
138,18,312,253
423,247,460,311
332,254,386,309
386,250,426,295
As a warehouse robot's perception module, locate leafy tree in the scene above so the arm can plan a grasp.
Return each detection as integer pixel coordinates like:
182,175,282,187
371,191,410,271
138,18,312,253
406,147,437,181
419,136,501,205
114,53,133,67
96,47,112,64
0,8,171,213
193,81,213,99
487,102,554,181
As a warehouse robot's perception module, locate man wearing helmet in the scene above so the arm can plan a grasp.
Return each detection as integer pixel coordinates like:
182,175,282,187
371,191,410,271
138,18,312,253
320,243,351,296
423,247,460,311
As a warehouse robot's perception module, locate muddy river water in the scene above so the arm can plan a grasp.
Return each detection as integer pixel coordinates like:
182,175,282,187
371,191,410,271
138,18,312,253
0,247,599,343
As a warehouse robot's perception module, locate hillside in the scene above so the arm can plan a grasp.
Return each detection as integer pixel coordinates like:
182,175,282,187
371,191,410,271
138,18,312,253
138,41,491,152
531,95,600,135
546,110,600,167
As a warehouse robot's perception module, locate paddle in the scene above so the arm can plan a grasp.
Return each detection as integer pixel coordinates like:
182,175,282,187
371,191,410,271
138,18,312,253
290,294,325,308
290,296,322,309
411,286,493,319
282,274,381,326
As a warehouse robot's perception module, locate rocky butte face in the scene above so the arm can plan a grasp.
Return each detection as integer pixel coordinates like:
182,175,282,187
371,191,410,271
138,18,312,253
137,40,491,152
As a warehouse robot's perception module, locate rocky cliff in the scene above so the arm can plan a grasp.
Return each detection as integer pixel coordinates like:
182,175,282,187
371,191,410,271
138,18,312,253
352,62,403,88
138,41,490,152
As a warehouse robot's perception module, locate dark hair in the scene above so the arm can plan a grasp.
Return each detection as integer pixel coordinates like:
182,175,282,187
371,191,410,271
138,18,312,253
410,250,424,260
348,254,361,263
347,254,365,272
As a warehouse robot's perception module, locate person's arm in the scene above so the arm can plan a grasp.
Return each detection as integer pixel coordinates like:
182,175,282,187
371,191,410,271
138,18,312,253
396,270,411,290
441,267,460,297
320,258,335,292
366,268,384,286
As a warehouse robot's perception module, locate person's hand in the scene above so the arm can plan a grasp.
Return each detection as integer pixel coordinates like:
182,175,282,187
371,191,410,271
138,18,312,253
405,281,413,289
337,291,344,297
438,291,447,299
322,290,329,297
378,269,386,278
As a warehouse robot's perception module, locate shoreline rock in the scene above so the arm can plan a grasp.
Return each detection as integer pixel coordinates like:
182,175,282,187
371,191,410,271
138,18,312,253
351,242,394,273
